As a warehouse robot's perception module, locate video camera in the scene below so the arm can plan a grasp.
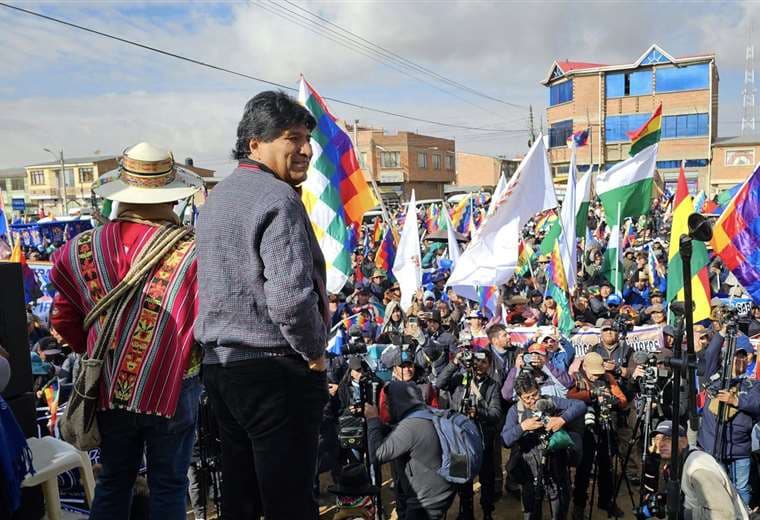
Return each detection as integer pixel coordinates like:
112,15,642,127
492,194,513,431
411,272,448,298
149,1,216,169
344,325,368,355
632,351,669,395
612,313,635,336
636,492,667,519
589,383,615,426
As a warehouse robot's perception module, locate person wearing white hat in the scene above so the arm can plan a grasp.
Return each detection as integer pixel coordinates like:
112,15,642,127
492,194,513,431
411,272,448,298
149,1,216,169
50,142,203,520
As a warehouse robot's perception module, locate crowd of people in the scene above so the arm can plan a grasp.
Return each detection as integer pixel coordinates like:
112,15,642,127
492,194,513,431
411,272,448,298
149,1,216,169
2,89,760,520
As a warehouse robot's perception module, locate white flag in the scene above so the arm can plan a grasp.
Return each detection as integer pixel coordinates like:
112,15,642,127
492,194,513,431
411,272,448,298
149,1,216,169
559,142,578,292
393,190,422,311
488,173,508,216
448,136,558,290
442,204,460,265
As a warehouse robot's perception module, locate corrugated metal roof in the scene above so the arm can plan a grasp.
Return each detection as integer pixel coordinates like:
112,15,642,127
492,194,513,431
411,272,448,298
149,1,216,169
0,167,26,178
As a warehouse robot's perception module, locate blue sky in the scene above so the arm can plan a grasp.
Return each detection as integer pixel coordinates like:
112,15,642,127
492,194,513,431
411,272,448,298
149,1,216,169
0,0,756,173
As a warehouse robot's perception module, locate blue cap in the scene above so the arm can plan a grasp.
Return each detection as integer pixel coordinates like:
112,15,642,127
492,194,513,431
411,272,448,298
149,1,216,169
736,335,754,354
606,294,623,306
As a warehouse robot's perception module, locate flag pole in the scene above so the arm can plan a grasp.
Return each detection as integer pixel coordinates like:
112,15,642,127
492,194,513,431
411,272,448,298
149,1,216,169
615,201,622,294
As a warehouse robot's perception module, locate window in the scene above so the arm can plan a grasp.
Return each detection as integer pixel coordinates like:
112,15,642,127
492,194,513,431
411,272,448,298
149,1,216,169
548,80,573,106
549,120,573,148
380,151,400,168
605,70,652,97
54,168,75,186
417,152,428,168
445,155,454,170
661,113,709,139
656,159,709,169
725,149,755,166
360,152,368,169
641,48,670,65
604,113,652,142
30,170,45,185
432,153,441,170
79,167,94,183
10,178,24,190
655,63,709,93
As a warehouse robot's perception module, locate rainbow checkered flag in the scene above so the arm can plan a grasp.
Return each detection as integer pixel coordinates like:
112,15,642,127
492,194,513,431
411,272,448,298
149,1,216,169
299,77,378,293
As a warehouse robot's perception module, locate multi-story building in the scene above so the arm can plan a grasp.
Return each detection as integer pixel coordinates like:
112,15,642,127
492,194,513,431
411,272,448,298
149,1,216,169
25,155,118,216
454,151,520,189
710,136,760,190
542,44,718,194
353,127,455,201
0,167,28,215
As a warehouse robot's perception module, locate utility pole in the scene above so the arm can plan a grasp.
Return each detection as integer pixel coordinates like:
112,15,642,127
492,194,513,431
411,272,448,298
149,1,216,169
528,105,536,147
742,25,757,135
43,147,67,216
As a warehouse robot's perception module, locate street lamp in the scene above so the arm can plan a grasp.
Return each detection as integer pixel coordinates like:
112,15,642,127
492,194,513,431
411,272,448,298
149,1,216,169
43,147,67,216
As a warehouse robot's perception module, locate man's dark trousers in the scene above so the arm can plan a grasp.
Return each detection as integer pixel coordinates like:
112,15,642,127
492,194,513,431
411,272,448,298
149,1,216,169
203,355,328,519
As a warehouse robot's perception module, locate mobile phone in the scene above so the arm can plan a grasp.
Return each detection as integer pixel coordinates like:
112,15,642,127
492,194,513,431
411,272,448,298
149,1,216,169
408,317,418,325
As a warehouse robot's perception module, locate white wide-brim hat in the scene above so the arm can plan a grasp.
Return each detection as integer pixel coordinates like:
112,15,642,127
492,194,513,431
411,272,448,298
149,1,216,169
93,142,203,204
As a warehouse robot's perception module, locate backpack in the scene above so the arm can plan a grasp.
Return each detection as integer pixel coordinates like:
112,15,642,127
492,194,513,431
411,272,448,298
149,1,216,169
407,407,483,484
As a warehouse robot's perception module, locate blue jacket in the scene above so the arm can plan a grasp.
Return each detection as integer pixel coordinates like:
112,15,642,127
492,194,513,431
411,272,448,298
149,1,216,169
501,395,585,448
698,333,760,459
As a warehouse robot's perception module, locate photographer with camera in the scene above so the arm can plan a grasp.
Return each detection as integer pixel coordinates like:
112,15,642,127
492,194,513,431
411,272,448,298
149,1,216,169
502,342,574,403
639,421,749,520
589,318,640,482
365,381,456,520
568,352,629,519
336,355,384,418
436,348,503,520
485,324,518,387
414,310,456,385
502,373,585,520
697,329,760,506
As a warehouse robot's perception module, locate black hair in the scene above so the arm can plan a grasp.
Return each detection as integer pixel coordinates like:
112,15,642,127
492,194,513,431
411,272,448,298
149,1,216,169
486,323,507,340
515,373,539,396
232,91,317,159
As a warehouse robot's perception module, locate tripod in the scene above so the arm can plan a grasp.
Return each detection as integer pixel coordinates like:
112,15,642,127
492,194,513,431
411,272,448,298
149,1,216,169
196,393,222,519
614,389,659,512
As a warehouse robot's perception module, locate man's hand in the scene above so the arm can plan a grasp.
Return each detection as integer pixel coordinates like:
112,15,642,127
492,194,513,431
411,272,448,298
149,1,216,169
453,351,463,366
716,389,739,407
515,353,525,369
328,383,339,397
632,365,646,379
648,435,661,455
364,403,379,419
467,407,477,419
309,356,327,372
545,416,566,433
603,360,617,372
520,417,543,432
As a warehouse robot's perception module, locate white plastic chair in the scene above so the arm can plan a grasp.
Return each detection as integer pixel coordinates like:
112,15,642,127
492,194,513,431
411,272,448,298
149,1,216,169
21,436,96,520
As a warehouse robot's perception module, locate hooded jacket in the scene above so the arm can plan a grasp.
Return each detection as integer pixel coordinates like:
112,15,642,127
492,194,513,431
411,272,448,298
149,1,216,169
367,381,455,510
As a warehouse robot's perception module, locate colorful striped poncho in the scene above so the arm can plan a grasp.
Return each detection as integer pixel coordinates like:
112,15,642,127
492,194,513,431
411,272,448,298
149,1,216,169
50,220,199,418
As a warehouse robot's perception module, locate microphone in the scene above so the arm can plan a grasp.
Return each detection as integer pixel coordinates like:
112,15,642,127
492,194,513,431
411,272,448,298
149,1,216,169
535,398,555,415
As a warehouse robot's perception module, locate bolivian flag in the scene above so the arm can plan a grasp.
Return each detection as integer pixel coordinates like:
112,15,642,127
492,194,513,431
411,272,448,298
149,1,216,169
667,162,711,322
628,103,662,157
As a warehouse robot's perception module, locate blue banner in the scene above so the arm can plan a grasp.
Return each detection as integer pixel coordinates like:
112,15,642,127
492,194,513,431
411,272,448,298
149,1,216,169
11,219,92,249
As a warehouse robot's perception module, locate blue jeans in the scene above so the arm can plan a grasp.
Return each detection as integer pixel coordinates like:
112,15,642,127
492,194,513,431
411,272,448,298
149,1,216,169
725,457,752,505
89,377,202,520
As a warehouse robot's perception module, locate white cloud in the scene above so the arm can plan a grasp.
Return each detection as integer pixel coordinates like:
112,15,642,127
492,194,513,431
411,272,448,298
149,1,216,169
0,1,755,168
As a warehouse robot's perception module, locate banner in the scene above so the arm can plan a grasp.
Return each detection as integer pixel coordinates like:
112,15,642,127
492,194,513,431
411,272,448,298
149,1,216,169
507,325,665,357
11,219,92,249
716,297,754,318
28,261,55,326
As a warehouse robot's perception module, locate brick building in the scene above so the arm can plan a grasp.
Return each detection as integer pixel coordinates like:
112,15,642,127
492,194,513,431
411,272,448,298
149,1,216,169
353,127,455,201
542,44,718,194
711,136,760,189
454,151,520,189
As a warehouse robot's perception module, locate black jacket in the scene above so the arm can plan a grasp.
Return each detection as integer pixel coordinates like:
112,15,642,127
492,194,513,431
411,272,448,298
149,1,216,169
435,363,503,433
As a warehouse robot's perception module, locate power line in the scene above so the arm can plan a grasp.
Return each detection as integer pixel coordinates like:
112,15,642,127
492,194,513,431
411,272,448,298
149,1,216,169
0,2,522,133
263,0,525,110
277,0,525,109
251,1,499,115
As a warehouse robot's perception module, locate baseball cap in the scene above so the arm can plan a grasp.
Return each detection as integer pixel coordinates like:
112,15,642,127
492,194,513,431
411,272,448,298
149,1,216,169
537,333,557,344
423,290,436,301
583,352,606,376
736,335,754,354
662,325,677,338
527,343,548,356
347,356,363,370
647,303,665,314
606,294,622,306
693,324,710,338
654,420,686,438
599,319,615,331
